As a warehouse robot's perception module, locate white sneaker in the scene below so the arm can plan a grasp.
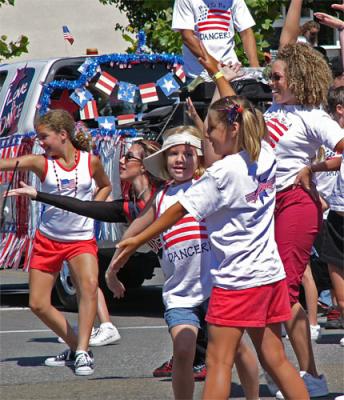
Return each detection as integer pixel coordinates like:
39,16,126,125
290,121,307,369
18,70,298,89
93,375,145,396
310,324,321,341
340,337,344,347
275,371,329,399
89,324,121,347
57,326,96,344
74,350,94,376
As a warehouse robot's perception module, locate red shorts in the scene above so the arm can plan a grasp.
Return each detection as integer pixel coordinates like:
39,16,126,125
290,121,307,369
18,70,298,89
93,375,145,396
206,279,291,327
30,230,98,273
275,186,322,305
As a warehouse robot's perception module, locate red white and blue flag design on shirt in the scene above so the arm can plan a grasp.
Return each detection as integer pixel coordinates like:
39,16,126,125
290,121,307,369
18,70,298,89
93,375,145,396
60,178,76,190
266,117,289,149
197,8,231,32
162,215,208,250
245,163,276,204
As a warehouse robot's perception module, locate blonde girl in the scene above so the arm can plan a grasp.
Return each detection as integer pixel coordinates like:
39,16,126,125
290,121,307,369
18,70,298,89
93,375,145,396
0,109,111,376
106,125,260,400
110,96,309,399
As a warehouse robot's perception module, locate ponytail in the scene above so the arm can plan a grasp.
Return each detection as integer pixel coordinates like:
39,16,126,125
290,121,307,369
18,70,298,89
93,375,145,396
210,96,268,162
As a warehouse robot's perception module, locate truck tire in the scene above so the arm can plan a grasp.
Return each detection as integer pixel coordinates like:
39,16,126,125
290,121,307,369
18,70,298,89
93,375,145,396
54,262,78,311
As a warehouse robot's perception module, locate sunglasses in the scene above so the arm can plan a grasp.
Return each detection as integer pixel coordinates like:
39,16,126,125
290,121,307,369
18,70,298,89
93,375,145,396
269,73,283,82
124,152,142,163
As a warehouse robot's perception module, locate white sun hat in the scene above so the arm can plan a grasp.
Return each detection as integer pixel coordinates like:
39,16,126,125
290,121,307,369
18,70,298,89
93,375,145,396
143,130,203,180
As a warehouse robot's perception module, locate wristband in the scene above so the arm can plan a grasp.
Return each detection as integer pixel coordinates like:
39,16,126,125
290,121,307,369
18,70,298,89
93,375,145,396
212,70,224,81
338,26,344,32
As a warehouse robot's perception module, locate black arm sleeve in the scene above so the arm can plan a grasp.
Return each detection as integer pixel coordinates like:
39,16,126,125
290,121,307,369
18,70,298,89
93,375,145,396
35,192,127,223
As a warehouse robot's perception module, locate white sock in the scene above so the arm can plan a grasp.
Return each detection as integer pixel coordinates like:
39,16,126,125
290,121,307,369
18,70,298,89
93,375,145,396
100,322,114,329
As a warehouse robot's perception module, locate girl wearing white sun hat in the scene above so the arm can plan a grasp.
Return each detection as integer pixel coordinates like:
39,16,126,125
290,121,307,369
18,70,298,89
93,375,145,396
106,124,259,400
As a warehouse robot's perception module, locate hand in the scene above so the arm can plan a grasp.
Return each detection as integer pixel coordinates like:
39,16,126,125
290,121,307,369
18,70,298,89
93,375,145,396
314,12,344,30
331,3,344,13
113,237,140,267
292,166,319,202
6,181,37,199
186,97,199,120
220,62,244,82
198,41,219,76
105,270,126,299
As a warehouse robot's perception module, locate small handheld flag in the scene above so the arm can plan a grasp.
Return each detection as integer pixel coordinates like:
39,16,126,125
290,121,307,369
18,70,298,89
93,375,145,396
62,26,74,45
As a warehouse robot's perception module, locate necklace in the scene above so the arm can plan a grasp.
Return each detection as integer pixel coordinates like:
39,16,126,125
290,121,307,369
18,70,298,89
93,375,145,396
52,150,78,196
136,187,148,200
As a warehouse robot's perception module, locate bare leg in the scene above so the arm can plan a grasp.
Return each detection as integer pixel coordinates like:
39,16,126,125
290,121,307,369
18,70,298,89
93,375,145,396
202,325,244,400
68,253,98,352
234,340,260,400
170,324,198,400
29,269,78,350
328,264,344,318
302,263,319,326
96,288,112,324
284,302,318,376
248,324,309,400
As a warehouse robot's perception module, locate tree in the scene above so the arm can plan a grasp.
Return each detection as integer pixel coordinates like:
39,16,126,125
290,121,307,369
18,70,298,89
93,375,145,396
0,0,29,62
99,0,288,64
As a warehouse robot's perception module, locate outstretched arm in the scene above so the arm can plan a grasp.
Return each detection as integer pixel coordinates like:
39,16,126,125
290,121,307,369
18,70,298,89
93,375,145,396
0,154,46,180
315,3,344,77
7,181,127,223
112,202,187,270
280,0,304,48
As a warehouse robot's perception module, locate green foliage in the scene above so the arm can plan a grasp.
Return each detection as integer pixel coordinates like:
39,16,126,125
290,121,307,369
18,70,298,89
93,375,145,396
100,0,336,65
0,0,29,61
0,0,16,6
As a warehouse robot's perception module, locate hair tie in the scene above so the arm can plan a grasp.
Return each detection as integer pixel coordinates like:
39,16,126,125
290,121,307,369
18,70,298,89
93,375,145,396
226,103,243,125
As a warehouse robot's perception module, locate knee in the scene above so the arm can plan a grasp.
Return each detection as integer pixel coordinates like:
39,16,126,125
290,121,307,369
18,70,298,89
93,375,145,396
78,276,98,299
29,297,49,316
257,349,286,371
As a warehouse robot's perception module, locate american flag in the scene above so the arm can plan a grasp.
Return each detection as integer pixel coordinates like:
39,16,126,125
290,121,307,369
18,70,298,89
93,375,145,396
162,216,208,250
95,71,118,96
70,88,93,108
139,83,158,104
266,117,289,148
60,178,76,190
174,64,186,83
197,8,231,32
79,100,99,120
117,81,137,103
117,114,136,126
62,25,74,45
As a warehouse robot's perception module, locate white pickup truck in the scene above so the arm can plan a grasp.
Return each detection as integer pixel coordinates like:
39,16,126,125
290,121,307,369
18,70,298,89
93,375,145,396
0,53,183,309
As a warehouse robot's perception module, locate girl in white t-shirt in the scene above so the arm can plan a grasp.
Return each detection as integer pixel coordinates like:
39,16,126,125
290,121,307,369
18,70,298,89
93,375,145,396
112,99,308,400
107,126,260,400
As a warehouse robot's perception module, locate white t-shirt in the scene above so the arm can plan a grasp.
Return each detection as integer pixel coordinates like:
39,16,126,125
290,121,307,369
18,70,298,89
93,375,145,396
179,141,286,290
327,153,344,212
39,151,94,241
156,181,213,309
264,104,344,191
315,147,340,202
172,0,255,79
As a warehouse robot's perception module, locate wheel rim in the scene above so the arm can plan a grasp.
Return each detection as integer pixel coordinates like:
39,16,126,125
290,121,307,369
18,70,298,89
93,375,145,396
59,262,76,296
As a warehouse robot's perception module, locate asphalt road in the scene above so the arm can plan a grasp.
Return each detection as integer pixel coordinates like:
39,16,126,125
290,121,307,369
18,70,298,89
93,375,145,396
1,269,343,400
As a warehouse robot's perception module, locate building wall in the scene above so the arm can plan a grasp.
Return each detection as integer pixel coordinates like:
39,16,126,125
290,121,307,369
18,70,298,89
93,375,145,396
0,0,129,63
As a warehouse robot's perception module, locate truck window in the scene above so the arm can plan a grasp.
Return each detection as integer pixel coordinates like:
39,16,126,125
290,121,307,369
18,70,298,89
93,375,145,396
0,67,35,137
0,71,8,94
44,59,179,129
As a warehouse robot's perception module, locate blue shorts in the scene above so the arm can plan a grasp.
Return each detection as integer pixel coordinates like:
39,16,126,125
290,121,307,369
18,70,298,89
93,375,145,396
164,299,209,331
